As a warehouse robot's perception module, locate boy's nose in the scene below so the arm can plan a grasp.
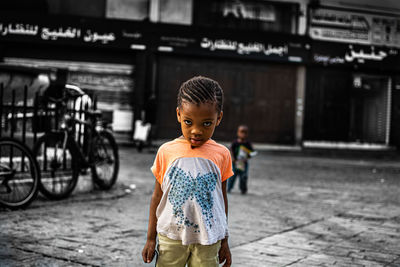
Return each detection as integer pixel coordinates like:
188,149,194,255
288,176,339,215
191,127,202,135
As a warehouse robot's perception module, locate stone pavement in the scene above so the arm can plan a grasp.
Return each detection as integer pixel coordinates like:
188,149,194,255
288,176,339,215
1,145,400,266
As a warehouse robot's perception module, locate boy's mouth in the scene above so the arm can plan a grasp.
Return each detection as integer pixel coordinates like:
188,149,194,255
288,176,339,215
190,138,203,146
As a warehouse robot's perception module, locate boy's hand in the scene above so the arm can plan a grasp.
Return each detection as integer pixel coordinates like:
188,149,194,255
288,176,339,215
219,239,232,267
142,239,156,263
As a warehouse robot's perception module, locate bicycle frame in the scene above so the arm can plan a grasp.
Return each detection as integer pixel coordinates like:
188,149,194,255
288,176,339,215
33,84,118,199
45,84,100,170
59,110,107,170
43,83,115,170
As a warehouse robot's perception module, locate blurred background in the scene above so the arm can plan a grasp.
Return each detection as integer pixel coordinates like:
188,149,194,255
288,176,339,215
1,0,400,151
2,2,400,265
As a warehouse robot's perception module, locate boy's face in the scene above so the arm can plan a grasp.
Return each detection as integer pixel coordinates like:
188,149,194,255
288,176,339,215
176,102,223,147
237,126,248,140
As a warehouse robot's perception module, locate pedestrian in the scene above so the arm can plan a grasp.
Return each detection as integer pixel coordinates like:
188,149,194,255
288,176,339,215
142,76,233,267
228,125,254,195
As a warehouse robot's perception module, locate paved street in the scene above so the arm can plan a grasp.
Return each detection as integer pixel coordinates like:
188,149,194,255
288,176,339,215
1,145,400,266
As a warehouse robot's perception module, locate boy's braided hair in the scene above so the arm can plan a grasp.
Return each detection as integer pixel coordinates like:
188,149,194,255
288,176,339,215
177,76,224,113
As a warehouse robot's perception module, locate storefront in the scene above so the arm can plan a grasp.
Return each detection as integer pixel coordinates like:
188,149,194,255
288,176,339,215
149,24,309,144
0,1,309,145
0,14,150,142
304,5,400,149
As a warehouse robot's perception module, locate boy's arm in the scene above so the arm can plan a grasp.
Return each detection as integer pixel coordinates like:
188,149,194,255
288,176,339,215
219,181,232,267
248,142,254,155
246,142,255,159
142,181,163,263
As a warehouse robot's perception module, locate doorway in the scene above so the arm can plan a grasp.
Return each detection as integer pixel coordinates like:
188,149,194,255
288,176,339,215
155,55,297,144
349,75,391,144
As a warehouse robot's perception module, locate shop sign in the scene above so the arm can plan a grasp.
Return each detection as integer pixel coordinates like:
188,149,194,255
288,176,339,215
312,41,400,70
309,7,400,48
200,38,287,56
0,18,147,50
157,32,309,63
0,22,116,43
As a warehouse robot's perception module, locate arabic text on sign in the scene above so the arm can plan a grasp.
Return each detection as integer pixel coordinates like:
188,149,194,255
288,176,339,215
1,23,39,36
41,27,81,40
83,30,116,44
200,37,288,57
344,46,387,63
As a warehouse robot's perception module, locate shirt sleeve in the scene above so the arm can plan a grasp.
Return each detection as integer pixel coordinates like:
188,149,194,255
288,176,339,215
221,148,234,182
150,148,164,184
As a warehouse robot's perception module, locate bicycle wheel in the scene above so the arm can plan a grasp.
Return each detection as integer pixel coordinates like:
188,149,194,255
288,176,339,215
91,130,119,190
0,137,39,209
33,132,79,200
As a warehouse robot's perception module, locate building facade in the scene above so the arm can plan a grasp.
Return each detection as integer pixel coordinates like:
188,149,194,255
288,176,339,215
304,1,400,149
1,0,399,149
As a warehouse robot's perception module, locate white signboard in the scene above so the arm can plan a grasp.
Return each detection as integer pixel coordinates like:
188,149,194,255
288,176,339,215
309,8,400,48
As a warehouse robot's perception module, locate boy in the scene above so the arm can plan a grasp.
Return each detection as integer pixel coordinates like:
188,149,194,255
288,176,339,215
228,125,254,194
142,76,233,267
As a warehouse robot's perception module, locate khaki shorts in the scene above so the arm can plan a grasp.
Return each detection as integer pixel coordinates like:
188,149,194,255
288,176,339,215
156,234,221,267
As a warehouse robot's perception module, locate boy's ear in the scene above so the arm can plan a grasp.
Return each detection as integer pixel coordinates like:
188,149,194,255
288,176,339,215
176,107,181,123
216,111,223,126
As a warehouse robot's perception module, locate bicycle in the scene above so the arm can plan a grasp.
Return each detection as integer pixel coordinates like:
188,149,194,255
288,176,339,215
33,84,119,200
0,137,40,209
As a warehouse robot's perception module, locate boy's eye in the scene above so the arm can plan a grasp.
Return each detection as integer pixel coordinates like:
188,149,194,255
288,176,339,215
203,121,212,127
184,120,192,125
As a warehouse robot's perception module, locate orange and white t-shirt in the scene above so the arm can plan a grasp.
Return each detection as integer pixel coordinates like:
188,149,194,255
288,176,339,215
151,138,233,245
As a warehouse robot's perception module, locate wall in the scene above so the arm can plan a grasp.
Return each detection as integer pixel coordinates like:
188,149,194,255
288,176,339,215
150,0,193,25
47,0,106,17
149,0,309,34
106,0,149,20
319,0,400,14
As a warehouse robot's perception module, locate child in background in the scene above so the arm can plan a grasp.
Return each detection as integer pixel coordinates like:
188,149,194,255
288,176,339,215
228,125,255,195
142,76,233,267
